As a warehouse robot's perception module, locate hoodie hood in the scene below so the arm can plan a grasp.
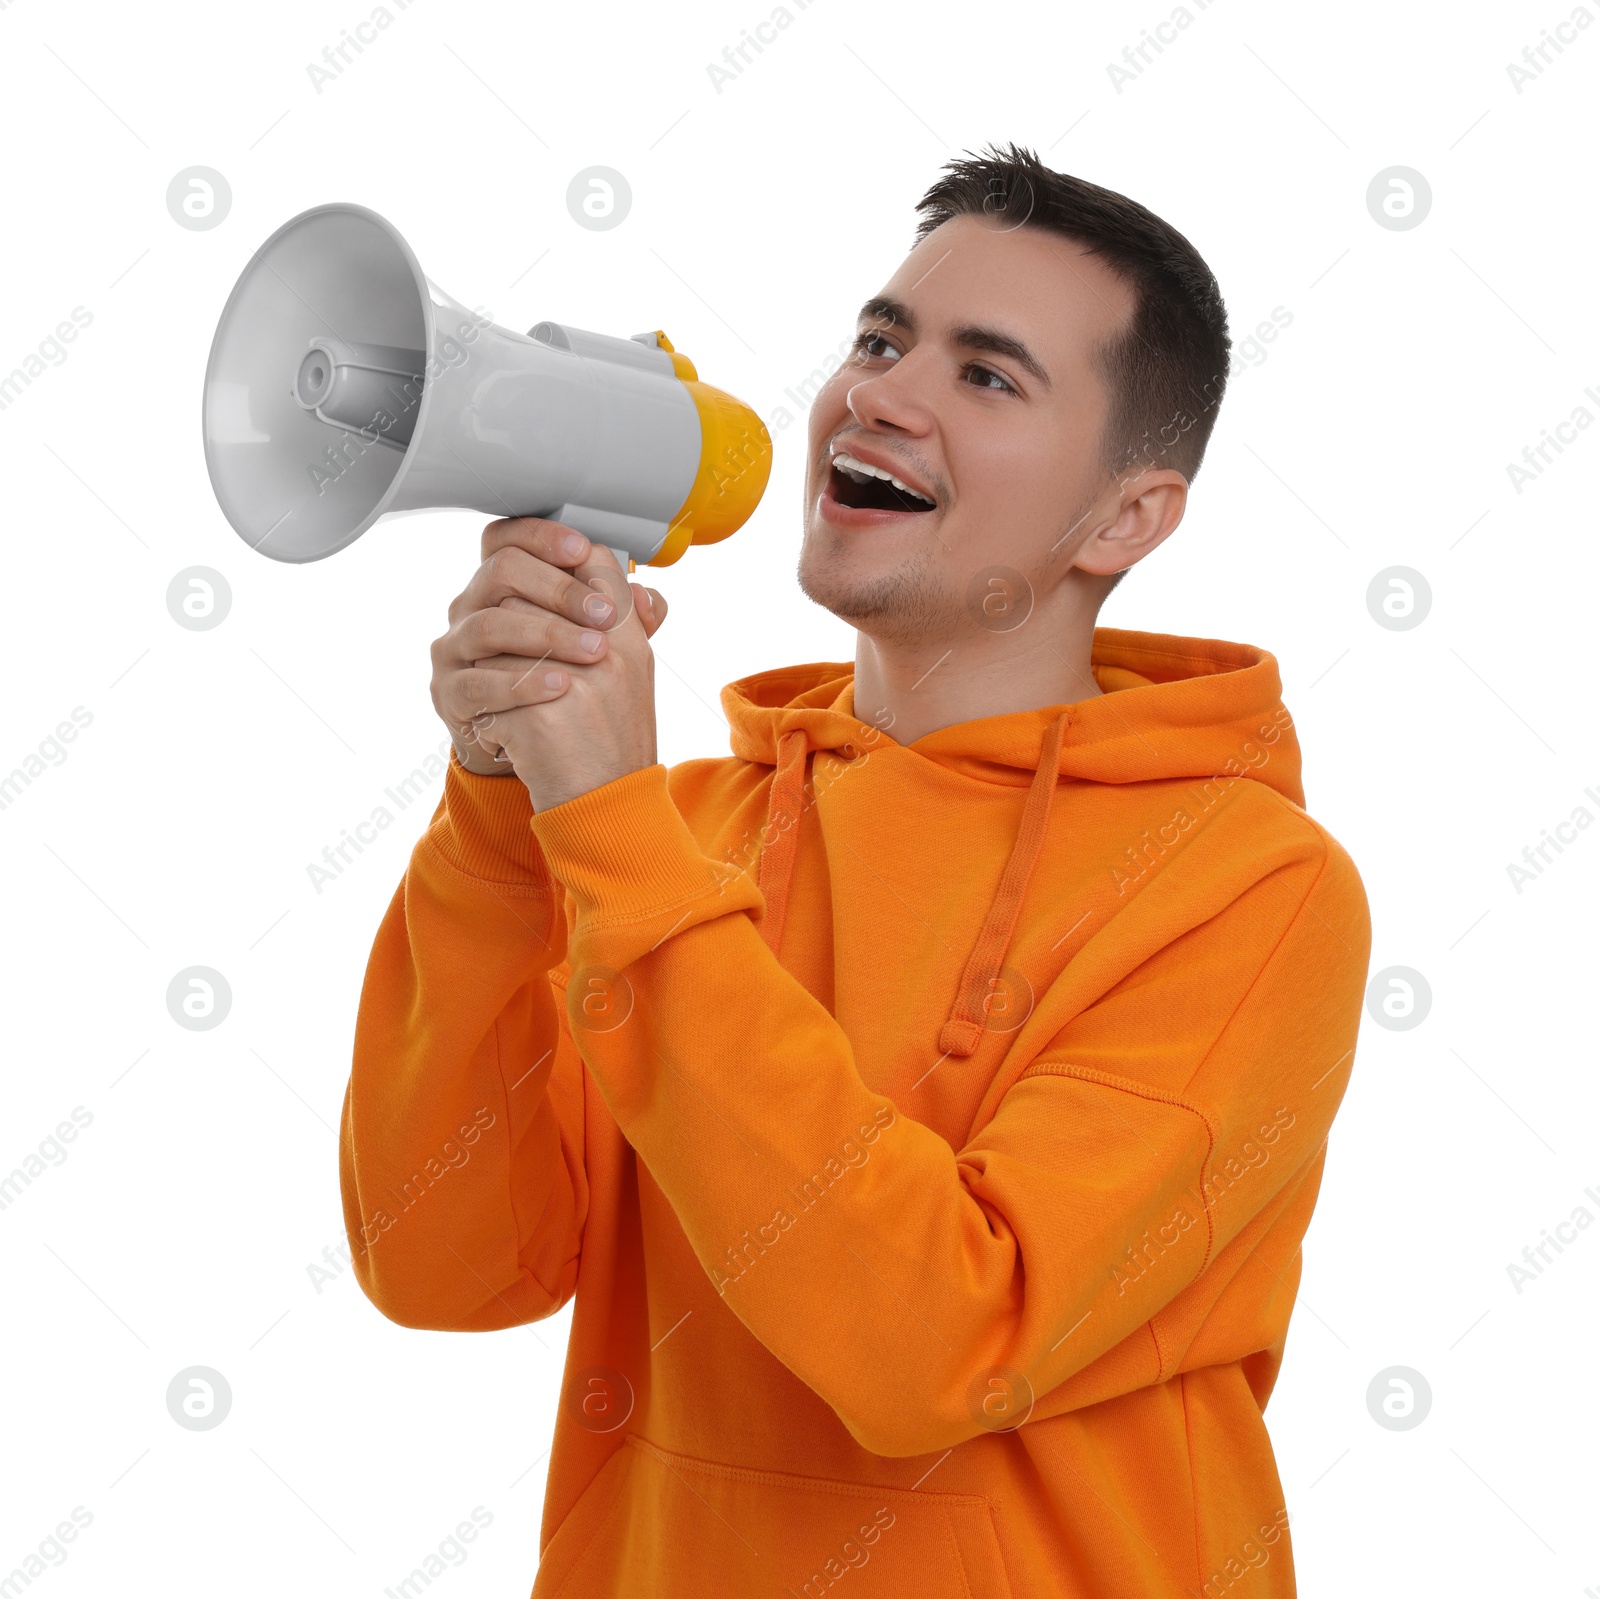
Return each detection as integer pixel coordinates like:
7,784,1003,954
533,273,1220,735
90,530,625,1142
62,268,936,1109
721,627,1304,1058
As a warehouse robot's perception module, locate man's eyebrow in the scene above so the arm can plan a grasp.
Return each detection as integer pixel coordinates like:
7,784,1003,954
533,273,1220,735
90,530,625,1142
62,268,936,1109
856,295,1052,389
857,295,915,332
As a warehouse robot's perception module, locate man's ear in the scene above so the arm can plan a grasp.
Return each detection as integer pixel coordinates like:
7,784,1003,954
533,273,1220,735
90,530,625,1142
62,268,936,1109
1074,470,1188,578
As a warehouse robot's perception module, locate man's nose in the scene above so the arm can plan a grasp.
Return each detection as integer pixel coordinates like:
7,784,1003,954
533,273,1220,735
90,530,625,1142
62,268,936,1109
844,355,936,437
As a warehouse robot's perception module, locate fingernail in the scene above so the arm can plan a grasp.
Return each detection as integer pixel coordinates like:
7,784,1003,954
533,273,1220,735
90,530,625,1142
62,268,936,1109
561,532,586,558
544,670,565,689
579,630,603,653
584,592,613,620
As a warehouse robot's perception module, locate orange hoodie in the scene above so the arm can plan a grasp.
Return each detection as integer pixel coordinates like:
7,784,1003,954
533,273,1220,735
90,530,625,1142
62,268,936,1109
339,626,1371,1599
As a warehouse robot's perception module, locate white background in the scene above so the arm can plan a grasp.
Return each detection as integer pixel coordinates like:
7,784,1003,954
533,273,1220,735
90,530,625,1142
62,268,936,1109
1,0,1596,1593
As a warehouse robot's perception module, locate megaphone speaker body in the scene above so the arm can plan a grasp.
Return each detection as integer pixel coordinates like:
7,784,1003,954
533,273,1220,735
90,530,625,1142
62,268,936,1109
202,203,772,568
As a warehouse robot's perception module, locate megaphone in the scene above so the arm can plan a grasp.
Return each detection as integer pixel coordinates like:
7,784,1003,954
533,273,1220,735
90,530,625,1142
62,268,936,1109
201,202,772,571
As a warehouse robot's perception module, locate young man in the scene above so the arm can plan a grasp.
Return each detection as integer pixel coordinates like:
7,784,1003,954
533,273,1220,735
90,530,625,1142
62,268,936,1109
339,143,1370,1598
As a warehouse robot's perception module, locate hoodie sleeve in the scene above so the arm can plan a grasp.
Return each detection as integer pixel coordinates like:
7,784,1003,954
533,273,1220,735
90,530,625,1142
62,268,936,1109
337,754,591,1332
529,763,1371,1459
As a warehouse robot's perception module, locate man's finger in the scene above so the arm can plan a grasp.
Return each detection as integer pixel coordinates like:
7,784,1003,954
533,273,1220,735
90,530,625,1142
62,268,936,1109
630,584,669,639
439,661,572,726
568,544,641,631
459,603,612,668
451,544,618,630
480,516,593,569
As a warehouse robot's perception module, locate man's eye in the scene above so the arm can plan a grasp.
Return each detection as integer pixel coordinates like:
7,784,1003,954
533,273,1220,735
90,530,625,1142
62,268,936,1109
851,332,1015,394
964,364,1015,394
851,330,898,360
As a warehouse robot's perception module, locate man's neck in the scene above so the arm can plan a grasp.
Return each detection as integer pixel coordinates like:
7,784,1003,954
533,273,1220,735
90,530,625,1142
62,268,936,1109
851,603,1105,746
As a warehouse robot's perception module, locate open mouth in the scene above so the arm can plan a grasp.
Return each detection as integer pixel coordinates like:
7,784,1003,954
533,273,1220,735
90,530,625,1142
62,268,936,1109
827,452,938,514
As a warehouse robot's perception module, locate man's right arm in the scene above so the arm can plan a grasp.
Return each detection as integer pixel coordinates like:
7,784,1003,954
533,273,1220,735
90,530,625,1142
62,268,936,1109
337,749,588,1330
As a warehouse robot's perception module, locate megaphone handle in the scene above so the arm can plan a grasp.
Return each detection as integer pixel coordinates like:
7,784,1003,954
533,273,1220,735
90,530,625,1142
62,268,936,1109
606,544,634,574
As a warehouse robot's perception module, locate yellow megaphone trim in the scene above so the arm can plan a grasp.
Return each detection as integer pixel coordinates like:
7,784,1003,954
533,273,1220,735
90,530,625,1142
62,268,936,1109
641,331,773,569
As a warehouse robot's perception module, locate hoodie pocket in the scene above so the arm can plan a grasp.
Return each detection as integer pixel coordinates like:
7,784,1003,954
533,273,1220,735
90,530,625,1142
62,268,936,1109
534,1440,1011,1599
532,1433,1014,1599
530,1442,634,1599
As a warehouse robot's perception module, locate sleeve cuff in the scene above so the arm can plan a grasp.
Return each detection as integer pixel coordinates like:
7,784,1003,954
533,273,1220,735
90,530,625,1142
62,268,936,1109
426,749,550,885
529,764,762,969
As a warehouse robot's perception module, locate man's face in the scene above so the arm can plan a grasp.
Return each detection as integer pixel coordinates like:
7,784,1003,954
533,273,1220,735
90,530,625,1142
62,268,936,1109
797,212,1144,643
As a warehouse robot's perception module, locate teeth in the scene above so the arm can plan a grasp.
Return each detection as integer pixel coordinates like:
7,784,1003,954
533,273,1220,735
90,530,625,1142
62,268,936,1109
832,451,935,507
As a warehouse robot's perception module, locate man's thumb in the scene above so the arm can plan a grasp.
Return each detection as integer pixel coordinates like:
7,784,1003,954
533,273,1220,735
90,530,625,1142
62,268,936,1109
635,584,668,637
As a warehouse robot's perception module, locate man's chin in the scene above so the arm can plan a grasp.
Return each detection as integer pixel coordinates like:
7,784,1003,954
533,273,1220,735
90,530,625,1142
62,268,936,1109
796,536,951,642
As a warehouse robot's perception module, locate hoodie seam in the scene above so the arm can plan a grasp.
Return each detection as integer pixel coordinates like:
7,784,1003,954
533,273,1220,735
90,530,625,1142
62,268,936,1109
1145,1320,1166,1386
1175,832,1335,1106
1173,832,1336,1279
1017,1062,1216,1299
576,867,751,934
1092,637,1260,670
496,1005,578,1304
627,1435,999,1508
541,1447,633,1595
1015,1060,1217,1135
421,830,557,896
941,1513,976,1599
1016,1061,1219,1284
1180,1371,1207,1595
488,1010,532,1295
1022,836,1335,1296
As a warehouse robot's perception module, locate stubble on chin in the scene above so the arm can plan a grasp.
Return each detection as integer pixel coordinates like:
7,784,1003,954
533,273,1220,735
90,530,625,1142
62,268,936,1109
795,531,956,648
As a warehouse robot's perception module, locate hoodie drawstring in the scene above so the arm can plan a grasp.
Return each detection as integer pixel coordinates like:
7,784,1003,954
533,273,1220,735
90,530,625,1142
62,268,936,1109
756,726,811,956
939,708,1069,1058
754,710,1068,1059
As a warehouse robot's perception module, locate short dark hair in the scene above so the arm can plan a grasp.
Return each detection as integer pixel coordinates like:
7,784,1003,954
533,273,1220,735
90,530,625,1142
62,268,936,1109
912,142,1232,589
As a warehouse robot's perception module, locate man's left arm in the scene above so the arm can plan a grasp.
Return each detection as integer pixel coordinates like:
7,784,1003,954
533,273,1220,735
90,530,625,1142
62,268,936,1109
530,762,1372,1460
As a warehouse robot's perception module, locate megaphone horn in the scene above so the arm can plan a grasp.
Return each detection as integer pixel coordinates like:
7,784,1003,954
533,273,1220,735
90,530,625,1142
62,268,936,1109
202,202,773,569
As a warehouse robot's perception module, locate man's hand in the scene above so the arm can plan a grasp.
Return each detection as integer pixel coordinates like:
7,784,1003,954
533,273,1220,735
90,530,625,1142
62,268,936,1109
431,517,669,811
